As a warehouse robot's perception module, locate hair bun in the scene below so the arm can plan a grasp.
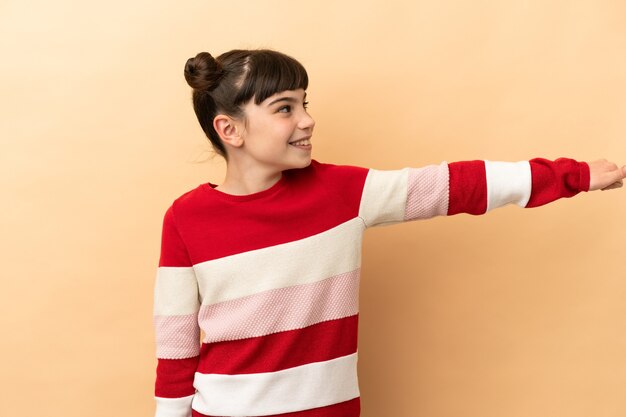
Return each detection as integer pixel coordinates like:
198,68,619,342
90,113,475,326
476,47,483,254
184,52,224,91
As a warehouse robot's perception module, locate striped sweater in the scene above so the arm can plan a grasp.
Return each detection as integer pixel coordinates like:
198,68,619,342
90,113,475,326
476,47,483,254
153,157,590,417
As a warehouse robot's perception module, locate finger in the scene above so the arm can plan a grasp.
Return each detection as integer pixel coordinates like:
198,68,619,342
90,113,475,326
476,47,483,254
608,165,626,182
602,180,623,191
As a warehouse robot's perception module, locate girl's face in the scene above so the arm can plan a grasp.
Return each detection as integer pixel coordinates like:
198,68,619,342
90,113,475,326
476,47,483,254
238,88,315,171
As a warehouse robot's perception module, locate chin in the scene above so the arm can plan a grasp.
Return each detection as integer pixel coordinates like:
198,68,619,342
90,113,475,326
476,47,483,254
299,156,313,167
290,157,312,170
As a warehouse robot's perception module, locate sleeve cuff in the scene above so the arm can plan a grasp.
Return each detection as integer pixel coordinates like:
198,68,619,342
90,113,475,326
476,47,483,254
580,161,591,192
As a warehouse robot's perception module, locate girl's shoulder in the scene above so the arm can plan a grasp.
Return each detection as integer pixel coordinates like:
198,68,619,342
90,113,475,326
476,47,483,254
306,159,370,204
309,158,369,175
309,158,370,184
164,183,207,216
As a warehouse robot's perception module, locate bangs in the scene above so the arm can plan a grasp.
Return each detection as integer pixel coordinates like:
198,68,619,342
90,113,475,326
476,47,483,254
234,51,309,106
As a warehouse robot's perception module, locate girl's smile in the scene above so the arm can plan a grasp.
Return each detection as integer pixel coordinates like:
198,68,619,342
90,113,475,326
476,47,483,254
288,135,312,150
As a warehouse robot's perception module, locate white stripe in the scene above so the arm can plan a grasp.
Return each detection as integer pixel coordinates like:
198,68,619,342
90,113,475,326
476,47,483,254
484,160,532,212
153,267,199,316
359,167,409,227
154,394,194,417
191,352,360,416
193,217,365,306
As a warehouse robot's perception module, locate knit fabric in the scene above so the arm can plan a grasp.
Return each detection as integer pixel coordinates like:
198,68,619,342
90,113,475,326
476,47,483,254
153,157,590,417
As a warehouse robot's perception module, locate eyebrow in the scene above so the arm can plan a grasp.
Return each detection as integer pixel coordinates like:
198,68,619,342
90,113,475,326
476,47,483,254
267,92,307,107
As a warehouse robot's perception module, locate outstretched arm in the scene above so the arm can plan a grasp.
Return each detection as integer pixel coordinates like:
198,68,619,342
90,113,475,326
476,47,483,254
357,157,624,228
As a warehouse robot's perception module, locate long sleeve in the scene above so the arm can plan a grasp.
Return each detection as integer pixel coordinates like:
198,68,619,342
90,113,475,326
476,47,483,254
153,204,201,417
358,157,590,228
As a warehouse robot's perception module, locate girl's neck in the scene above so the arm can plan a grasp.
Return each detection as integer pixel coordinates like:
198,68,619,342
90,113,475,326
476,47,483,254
215,166,283,195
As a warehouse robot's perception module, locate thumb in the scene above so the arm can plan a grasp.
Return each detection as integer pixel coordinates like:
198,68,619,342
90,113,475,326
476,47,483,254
622,166,626,176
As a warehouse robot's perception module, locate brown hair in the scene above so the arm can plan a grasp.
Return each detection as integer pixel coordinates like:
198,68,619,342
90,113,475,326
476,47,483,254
183,48,309,161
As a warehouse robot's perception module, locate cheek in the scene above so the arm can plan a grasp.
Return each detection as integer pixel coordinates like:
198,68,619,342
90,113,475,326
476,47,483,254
248,137,289,159
246,122,293,155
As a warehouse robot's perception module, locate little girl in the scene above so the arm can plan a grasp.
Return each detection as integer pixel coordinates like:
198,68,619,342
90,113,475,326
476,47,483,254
153,48,625,417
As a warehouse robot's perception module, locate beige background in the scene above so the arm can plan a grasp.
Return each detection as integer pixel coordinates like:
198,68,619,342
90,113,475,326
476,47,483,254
1,1,625,416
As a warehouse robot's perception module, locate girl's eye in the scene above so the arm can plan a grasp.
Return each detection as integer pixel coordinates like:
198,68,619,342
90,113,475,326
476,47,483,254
278,101,310,113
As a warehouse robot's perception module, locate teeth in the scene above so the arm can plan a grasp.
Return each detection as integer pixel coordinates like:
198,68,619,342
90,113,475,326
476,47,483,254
290,139,311,145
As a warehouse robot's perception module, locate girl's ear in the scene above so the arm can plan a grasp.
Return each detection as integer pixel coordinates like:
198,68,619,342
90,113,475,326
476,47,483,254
214,115,244,148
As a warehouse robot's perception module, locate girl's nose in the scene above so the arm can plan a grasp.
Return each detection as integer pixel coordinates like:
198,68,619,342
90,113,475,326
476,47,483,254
300,112,315,131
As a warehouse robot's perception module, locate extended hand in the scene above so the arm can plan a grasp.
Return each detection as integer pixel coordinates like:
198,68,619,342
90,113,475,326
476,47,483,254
588,159,626,191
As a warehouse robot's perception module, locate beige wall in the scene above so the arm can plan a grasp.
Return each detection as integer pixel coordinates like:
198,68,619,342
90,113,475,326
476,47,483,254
2,1,625,416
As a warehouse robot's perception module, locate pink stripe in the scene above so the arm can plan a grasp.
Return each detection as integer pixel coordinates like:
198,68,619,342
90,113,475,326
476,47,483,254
153,314,200,359
404,164,449,220
198,269,360,343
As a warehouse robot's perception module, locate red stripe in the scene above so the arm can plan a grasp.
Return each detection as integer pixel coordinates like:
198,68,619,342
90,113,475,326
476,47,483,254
172,160,369,264
447,160,487,215
154,355,200,397
526,158,589,208
191,396,360,417
196,314,359,374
